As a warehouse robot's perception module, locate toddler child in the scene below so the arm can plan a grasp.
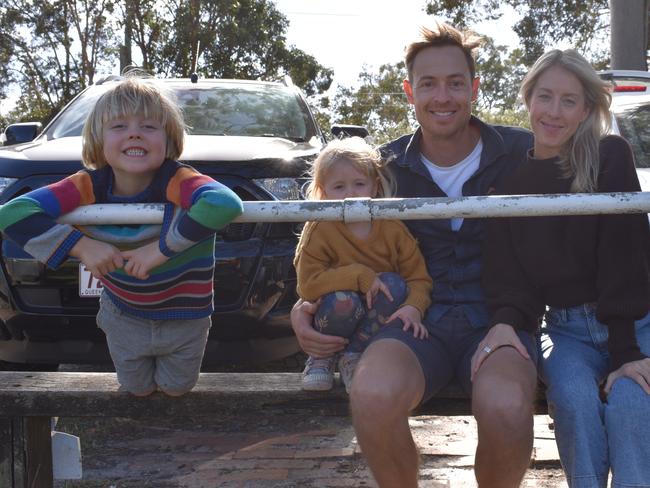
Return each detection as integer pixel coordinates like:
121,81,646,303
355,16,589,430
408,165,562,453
295,137,432,392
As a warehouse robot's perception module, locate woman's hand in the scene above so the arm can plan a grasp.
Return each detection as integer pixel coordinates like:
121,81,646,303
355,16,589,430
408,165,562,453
387,305,428,339
365,276,393,309
604,357,650,395
69,236,124,279
290,299,347,358
122,241,169,280
470,323,530,381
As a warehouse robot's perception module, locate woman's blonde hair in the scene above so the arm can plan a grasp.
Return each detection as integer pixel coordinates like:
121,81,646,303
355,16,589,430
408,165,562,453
81,76,186,169
304,137,395,200
520,49,612,192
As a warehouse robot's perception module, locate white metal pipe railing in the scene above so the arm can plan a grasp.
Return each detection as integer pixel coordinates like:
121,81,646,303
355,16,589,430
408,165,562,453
50,192,650,226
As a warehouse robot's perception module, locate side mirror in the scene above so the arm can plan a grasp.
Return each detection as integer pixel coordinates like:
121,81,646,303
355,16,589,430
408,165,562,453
3,122,43,145
331,124,369,140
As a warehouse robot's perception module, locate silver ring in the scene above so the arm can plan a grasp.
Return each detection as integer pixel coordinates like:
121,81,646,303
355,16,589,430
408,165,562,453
482,345,493,354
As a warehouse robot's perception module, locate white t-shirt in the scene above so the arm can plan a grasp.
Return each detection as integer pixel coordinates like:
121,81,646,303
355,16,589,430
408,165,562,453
421,139,483,231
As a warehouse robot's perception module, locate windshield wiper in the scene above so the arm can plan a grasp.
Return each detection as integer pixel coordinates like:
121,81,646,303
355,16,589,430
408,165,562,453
259,134,306,142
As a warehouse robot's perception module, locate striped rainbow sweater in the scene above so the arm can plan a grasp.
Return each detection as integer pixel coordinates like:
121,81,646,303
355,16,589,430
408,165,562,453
0,159,244,320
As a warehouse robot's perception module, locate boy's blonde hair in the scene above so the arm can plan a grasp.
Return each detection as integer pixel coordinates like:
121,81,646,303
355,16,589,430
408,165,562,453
82,77,186,169
405,19,482,82
304,137,395,200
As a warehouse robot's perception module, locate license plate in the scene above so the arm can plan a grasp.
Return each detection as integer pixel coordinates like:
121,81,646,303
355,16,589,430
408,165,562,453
79,264,103,297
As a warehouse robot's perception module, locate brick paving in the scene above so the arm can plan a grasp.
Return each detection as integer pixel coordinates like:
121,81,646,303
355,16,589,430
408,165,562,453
54,410,567,487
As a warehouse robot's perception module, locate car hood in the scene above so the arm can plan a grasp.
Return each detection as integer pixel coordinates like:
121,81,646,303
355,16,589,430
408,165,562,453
0,135,320,178
0,134,321,162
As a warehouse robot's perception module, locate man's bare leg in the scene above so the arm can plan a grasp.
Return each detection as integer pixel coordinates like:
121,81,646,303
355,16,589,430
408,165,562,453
472,346,537,487
349,339,425,488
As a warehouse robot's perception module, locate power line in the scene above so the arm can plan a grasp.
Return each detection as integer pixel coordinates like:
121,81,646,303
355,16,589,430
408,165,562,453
283,11,360,17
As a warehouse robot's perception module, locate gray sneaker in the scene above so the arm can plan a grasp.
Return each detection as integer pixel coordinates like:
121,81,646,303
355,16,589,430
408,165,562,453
302,355,336,391
338,352,361,394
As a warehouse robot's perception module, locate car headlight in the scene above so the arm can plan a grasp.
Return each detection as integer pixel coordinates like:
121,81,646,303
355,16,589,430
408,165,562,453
254,178,308,200
0,177,18,196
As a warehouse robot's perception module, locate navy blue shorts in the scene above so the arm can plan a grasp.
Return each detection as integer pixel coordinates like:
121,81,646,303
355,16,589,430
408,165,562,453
369,306,538,404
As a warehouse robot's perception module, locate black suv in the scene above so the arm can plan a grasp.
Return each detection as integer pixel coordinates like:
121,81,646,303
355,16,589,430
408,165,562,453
0,76,326,368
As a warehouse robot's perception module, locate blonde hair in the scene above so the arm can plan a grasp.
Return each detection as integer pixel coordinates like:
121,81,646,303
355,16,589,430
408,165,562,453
405,19,482,82
520,49,612,193
304,137,394,200
81,76,186,169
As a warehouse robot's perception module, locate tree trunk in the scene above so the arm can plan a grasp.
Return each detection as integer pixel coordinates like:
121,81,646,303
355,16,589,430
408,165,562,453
120,0,133,73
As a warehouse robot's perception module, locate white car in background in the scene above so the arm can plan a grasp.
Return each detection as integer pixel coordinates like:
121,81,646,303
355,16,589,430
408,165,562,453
600,70,650,191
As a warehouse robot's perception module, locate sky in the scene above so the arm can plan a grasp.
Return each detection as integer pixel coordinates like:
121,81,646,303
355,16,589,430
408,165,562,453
0,1,520,116
273,0,519,92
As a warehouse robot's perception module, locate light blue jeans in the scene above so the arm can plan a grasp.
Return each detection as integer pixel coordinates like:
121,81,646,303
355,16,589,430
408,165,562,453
540,304,650,488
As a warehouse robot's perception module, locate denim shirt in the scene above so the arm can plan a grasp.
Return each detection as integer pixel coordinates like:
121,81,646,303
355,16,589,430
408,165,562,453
381,116,532,328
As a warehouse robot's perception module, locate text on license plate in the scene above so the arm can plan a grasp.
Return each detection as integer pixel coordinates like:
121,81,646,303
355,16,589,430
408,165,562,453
79,264,103,297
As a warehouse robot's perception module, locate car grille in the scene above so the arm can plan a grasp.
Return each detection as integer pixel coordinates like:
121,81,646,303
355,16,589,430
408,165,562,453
215,183,257,242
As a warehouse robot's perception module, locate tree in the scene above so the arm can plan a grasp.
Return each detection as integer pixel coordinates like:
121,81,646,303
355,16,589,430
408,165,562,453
422,0,637,124
329,62,415,145
474,38,527,112
2,0,333,124
426,0,615,66
2,0,119,124
126,0,333,97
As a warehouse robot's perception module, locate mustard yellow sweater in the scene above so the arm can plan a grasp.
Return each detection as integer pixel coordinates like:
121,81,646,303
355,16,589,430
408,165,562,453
294,220,433,315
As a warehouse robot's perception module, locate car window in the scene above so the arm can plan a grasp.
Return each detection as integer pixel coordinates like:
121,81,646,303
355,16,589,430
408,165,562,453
49,85,108,139
46,82,313,142
178,85,309,140
614,102,650,168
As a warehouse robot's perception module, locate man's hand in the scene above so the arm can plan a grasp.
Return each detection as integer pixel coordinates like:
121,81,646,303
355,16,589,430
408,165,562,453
470,323,530,381
69,236,124,279
122,241,169,280
604,357,650,395
291,299,347,358
365,276,393,309
387,305,428,339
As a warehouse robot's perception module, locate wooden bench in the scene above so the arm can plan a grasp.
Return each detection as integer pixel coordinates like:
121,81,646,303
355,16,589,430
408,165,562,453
0,371,547,488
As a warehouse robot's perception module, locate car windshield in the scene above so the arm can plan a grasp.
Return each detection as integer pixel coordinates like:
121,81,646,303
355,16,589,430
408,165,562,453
46,81,313,142
613,98,650,168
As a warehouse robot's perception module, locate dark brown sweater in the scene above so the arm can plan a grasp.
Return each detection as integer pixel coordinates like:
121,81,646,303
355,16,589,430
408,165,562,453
483,135,650,371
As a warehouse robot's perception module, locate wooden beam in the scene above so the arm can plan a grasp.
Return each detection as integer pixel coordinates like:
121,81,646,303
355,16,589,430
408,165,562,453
0,371,545,418
0,418,14,488
24,417,52,488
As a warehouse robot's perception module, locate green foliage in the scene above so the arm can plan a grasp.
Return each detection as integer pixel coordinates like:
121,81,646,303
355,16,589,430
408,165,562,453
329,62,416,145
310,102,332,139
1,0,119,123
475,39,527,112
475,108,529,129
426,0,614,67
1,0,333,123
127,0,332,97
423,0,631,132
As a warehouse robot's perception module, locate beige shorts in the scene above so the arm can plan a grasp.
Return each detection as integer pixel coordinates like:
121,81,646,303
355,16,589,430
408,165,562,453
97,293,211,395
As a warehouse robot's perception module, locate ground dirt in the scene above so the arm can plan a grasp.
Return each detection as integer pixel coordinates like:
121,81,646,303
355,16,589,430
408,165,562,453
47,358,568,488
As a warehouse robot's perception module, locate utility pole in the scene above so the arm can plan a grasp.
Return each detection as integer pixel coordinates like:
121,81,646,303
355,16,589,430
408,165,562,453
610,0,648,70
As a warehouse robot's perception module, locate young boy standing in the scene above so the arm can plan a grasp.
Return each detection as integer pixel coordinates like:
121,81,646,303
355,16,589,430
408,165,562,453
0,77,243,396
